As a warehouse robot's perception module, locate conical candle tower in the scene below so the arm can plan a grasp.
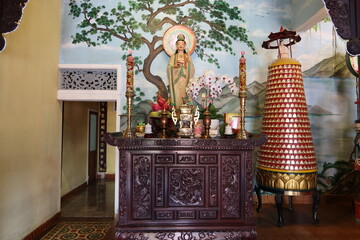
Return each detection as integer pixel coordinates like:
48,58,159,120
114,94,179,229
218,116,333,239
257,29,317,195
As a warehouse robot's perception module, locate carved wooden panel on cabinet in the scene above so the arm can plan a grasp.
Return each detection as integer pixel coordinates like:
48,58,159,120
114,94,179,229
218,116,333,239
105,135,267,240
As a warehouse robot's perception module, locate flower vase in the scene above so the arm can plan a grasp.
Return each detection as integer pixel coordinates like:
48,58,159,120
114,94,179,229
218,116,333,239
209,119,220,137
210,119,219,129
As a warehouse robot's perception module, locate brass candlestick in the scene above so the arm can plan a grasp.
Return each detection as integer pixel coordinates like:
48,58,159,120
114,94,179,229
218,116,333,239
123,90,137,138
237,51,248,139
159,108,168,138
202,108,211,139
237,91,247,139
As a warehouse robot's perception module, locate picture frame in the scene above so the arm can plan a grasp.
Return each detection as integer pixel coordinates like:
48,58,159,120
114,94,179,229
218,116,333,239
224,113,241,131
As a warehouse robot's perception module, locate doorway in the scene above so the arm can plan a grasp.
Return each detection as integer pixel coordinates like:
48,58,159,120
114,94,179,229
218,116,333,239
61,101,115,218
61,102,100,195
88,111,98,184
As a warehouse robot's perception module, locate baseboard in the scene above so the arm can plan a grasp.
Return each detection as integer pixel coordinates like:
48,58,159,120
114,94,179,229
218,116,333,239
322,194,354,204
61,182,87,203
22,212,61,240
97,173,115,180
253,193,354,205
253,194,313,204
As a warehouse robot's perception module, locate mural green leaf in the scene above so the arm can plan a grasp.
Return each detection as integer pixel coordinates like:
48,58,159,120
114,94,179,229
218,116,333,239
68,0,256,99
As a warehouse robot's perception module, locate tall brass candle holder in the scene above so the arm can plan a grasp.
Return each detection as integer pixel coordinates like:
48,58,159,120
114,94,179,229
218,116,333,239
237,51,248,139
123,90,137,138
159,108,168,138
123,51,136,138
237,91,247,139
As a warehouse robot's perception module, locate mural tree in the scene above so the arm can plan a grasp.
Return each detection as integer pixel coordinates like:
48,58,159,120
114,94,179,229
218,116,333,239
69,0,256,99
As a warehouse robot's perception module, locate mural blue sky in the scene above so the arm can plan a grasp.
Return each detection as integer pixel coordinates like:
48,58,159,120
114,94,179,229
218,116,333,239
60,0,344,88
60,0,293,93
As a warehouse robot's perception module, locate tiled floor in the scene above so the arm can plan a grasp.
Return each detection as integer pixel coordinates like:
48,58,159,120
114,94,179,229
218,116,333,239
61,180,115,218
34,181,114,240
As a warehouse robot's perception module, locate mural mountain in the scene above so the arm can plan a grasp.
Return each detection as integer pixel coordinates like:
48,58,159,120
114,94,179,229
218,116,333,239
212,79,266,116
303,53,352,79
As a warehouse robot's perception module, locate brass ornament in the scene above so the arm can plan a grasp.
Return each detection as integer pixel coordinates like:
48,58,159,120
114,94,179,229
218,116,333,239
123,90,137,138
256,168,317,194
159,108,169,138
202,108,211,139
171,102,200,138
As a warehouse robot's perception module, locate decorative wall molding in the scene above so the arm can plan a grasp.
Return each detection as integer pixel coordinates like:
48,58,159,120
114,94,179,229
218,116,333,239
58,64,121,101
57,89,119,101
60,69,117,90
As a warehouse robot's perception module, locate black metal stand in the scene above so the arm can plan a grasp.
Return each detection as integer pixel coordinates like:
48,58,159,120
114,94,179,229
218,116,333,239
255,185,320,227
275,193,284,227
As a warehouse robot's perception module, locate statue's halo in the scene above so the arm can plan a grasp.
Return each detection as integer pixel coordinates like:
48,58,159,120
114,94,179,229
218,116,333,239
163,25,196,56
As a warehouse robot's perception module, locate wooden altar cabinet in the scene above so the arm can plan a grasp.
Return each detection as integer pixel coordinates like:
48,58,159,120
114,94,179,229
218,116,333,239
105,134,267,240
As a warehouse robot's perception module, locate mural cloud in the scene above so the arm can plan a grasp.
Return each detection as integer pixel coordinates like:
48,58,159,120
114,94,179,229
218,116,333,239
237,1,291,19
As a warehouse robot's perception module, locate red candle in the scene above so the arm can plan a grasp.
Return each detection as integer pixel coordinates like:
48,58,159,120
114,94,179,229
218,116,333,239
239,51,246,92
126,50,134,91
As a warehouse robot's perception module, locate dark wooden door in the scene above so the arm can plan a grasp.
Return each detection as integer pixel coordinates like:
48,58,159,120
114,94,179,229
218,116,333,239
88,111,98,184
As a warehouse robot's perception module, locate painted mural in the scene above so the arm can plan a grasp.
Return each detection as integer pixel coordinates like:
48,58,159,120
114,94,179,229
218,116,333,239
60,0,357,192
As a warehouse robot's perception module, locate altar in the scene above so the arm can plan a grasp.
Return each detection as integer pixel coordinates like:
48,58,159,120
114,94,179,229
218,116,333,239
105,133,267,240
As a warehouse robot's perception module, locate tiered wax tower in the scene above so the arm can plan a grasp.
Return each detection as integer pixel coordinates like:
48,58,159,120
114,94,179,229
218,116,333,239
257,28,318,196
256,57,317,194
256,29,320,227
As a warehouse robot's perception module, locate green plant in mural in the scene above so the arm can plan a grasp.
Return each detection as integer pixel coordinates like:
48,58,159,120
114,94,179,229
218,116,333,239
311,16,331,32
68,0,256,99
